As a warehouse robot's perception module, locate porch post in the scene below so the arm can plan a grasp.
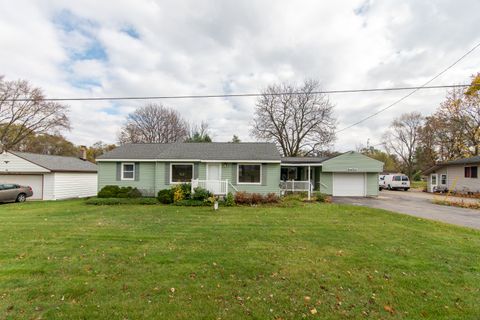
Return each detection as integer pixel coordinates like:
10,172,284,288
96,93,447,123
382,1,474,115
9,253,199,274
307,165,311,200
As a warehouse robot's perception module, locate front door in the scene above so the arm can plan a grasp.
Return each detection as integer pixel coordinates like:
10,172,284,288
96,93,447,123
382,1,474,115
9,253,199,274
430,174,438,192
206,164,222,194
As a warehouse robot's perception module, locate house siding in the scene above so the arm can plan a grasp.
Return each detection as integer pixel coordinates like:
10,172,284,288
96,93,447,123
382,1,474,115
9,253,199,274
0,152,50,173
98,162,156,196
427,164,480,193
98,161,281,195
319,171,333,194
222,163,281,194
322,152,383,173
366,173,379,196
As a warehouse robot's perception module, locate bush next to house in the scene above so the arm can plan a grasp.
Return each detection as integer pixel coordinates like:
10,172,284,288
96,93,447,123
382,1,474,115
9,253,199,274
157,189,174,204
98,185,120,198
85,197,159,205
234,192,279,205
192,187,212,201
225,192,235,206
98,185,142,198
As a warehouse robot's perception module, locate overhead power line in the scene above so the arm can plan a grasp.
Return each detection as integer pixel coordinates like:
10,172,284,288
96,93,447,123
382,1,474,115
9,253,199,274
336,41,480,133
2,83,479,102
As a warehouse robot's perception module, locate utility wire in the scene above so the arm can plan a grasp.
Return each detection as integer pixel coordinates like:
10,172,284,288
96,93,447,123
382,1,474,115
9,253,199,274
336,41,480,133
2,84,479,102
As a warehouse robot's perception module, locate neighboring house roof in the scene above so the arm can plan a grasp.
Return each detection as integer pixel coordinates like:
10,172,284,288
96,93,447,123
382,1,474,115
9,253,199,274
11,151,97,172
281,156,330,164
97,142,282,162
423,155,480,175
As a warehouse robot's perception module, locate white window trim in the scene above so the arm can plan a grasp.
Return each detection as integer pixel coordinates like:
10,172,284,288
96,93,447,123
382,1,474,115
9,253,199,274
121,162,135,181
170,163,194,184
237,163,262,185
440,174,447,185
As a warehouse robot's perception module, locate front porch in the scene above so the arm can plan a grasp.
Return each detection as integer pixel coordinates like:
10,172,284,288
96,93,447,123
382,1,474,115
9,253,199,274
280,160,324,199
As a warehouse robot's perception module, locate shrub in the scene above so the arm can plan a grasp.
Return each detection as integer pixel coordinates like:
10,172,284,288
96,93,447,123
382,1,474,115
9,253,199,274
173,187,185,203
98,186,142,198
234,191,251,205
192,187,212,201
251,193,264,204
315,192,327,203
265,193,280,203
98,185,121,198
225,192,235,206
157,189,174,204
173,199,208,206
127,188,143,198
174,183,192,199
85,197,158,205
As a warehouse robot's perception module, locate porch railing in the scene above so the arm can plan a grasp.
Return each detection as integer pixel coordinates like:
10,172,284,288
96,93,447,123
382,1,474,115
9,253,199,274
191,179,228,195
280,180,312,192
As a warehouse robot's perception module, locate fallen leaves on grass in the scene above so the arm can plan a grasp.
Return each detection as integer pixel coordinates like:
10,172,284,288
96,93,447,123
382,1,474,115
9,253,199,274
384,305,395,314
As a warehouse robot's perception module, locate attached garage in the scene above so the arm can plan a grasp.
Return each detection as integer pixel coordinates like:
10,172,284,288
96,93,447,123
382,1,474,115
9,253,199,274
322,152,383,197
333,173,366,197
0,151,97,200
280,151,385,197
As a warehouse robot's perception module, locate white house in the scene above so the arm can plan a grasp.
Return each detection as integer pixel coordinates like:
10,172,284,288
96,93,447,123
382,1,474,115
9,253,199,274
424,155,479,193
0,151,97,200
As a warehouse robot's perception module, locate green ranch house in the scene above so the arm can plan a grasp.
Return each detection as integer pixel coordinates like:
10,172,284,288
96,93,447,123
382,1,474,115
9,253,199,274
96,142,384,198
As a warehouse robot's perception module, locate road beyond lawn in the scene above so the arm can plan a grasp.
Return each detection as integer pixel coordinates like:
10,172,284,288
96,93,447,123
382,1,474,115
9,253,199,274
0,200,479,319
334,190,480,229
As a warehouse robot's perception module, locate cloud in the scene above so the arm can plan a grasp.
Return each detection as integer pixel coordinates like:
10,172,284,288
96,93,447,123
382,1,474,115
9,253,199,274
0,0,479,151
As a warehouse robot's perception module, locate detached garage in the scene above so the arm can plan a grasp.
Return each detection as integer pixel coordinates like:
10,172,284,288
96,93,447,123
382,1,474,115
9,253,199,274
0,151,97,200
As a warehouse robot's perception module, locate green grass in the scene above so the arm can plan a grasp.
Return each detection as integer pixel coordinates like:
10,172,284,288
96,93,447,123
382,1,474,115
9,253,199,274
0,200,479,319
411,181,427,190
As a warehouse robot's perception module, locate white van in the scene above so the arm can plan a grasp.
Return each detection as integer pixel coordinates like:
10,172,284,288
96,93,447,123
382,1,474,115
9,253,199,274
379,174,410,191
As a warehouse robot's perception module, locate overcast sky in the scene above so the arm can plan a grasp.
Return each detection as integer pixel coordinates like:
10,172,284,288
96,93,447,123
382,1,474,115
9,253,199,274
0,0,479,151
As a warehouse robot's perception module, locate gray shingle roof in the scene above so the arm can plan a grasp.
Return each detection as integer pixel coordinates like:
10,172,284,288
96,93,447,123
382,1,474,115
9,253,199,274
97,142,281,161
12,152,97,172
422,155,480,175
281,156,329,164
444,156,480,165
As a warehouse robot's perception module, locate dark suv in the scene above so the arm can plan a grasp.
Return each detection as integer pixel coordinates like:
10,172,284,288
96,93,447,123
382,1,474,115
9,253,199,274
0,184,33,202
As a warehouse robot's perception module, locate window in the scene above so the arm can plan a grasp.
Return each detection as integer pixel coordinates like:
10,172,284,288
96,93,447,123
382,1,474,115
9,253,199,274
1,184,19,190
393,176,401,181
441,174,447,185
431,174,437,185
401,176,409,181
171,164,193,183
281,167,297,180
238,164,261,184
465,166,478,178
122,163,135,180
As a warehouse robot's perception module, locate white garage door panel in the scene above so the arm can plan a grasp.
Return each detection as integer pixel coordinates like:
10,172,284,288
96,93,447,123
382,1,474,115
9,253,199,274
333,173,365,197
0,174,43,200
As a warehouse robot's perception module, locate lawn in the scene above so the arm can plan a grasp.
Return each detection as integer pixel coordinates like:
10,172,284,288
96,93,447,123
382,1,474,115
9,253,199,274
0,200,479,319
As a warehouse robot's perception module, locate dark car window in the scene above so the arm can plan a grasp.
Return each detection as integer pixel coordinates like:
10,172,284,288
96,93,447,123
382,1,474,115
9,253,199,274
402,176,409,181
2,184,18,190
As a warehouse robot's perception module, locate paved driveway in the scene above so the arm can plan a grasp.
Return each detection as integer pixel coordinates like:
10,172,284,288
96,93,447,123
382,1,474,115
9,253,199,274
334,190,480,230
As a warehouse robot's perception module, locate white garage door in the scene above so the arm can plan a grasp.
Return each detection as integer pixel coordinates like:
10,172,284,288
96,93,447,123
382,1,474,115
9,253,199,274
0,175,43,200
333,173,365,197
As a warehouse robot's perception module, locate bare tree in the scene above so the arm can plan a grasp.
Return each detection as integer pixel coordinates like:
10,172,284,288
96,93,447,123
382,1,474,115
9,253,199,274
251,79,336,156
118,104,188,144
383,112,423,178
185,121,212,142
0,78,70,151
